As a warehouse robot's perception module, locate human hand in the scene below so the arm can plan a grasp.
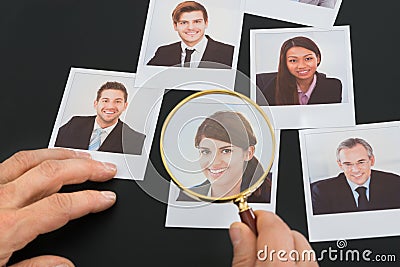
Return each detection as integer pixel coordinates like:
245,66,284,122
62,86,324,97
0,148,117,267
229,210,319,267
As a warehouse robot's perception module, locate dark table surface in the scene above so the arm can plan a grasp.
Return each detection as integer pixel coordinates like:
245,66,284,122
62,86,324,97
2,1,400,266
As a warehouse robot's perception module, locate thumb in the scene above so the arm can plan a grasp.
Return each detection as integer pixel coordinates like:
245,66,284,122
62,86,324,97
9,255,75,267
229,222,257,267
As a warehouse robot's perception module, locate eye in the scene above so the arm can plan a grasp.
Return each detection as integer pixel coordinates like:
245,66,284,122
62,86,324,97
179,21,187,25
199,149,211,155
221,148,232,154
288,59,297,63
305,57,314,61
116,100,122,104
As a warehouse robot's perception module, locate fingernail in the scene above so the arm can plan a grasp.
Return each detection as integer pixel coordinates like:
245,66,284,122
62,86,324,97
74,150,91,159
102,162,117,172
54,264,72,267
101,191,117,201
229,225,242,246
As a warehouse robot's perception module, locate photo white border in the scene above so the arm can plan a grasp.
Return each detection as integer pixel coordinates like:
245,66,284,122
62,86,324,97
48,68,164,180
299,121,400,241
165,130,280,229
245,0,343,29
135,0,245,90
250,26,355,129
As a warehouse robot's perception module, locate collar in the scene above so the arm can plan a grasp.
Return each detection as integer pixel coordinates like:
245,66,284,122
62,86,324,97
346,176,371,192
93,119,118,135
297,74,317,98
180,35,208,54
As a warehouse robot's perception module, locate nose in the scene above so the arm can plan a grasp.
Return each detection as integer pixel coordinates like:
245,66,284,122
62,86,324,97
298,59,306,68
187,22,195,29
350,164,361,172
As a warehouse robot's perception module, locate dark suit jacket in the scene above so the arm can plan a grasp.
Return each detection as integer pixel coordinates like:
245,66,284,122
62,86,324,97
311,170,400,215
55,116,146,155
176,172,272,203
147,35,234,69
256,72,342,106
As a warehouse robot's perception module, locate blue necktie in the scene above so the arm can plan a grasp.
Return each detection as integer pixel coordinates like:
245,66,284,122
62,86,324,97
88,128,104,151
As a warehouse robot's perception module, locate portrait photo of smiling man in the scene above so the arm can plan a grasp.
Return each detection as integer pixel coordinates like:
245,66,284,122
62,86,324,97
146,1,234,69
55,81,146,155
311,138,400,215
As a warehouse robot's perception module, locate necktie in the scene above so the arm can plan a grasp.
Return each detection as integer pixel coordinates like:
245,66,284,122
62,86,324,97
184,48,195,67
355,186,369,211
88,128,104,151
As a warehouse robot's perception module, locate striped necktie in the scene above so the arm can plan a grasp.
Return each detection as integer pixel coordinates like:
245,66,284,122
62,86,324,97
88,128,104,151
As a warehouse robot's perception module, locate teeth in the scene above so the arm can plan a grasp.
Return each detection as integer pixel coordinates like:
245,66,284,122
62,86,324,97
104,111,115,114
209,168,226,174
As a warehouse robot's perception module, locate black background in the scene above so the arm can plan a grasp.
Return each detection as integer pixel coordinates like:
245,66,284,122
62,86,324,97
2,1,400,266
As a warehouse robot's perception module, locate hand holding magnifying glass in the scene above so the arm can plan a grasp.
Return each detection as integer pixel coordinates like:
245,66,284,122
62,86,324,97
160,90,275,234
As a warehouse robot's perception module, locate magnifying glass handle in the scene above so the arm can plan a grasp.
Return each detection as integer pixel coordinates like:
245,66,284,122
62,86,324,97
239,207,257,234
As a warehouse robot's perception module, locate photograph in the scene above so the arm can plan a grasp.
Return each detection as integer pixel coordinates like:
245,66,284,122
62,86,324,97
250,26,355,129
161,90,278,228
135,0,245,90
48,68,164,180
299,121,400,241
245,0,342,29
166,132,279,229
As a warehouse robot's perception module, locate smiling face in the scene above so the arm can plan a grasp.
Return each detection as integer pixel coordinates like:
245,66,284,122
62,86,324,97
337,144,375,185
94,89,128,128
197,138,254,194
173,10,208,47
286,46,320,83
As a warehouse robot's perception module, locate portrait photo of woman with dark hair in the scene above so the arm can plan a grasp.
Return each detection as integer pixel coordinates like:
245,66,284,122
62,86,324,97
177,110,272,203
256,36,342,106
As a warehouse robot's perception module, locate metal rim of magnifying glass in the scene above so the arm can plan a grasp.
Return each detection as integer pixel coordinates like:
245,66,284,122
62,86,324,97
160,89,276,204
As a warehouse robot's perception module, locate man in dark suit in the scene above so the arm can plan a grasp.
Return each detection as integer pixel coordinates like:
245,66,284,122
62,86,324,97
311,138,400,215
147,1,234,69
55,81,146,155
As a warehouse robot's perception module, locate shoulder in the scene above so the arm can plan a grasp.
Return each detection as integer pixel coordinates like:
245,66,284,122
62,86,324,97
316,72,342,87
372,170,400,184
206,35,234,50
311,173,346,191
62,115,94,126
153,41,181,53
119,121,146,139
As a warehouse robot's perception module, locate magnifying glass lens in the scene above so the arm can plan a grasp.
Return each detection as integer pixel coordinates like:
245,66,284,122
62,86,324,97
161,90,275,233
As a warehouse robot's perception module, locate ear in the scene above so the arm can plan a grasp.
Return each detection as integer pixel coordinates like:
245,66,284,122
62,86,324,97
122,101,128,111
173,22,178,31
337,160,343,170
370,156,375,166
244,146,255,161
317,55,321,66
94,100,98,109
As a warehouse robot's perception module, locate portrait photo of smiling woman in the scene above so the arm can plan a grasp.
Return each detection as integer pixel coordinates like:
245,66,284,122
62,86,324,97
177,111,272,203
256,36,342,106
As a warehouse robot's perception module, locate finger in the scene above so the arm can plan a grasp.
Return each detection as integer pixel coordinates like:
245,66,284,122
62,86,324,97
230,221,257,267
9,255,74,267
291,231,319,267
0,148,91,184
254,210,296,266
5,190,116,253
0,158,116,209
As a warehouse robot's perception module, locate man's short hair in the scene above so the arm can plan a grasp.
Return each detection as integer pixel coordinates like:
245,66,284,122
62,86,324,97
96,81,128,102
336,138,374,161
172,1,208,24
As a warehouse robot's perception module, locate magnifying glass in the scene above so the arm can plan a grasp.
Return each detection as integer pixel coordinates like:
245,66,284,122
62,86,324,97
160,89,275,234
